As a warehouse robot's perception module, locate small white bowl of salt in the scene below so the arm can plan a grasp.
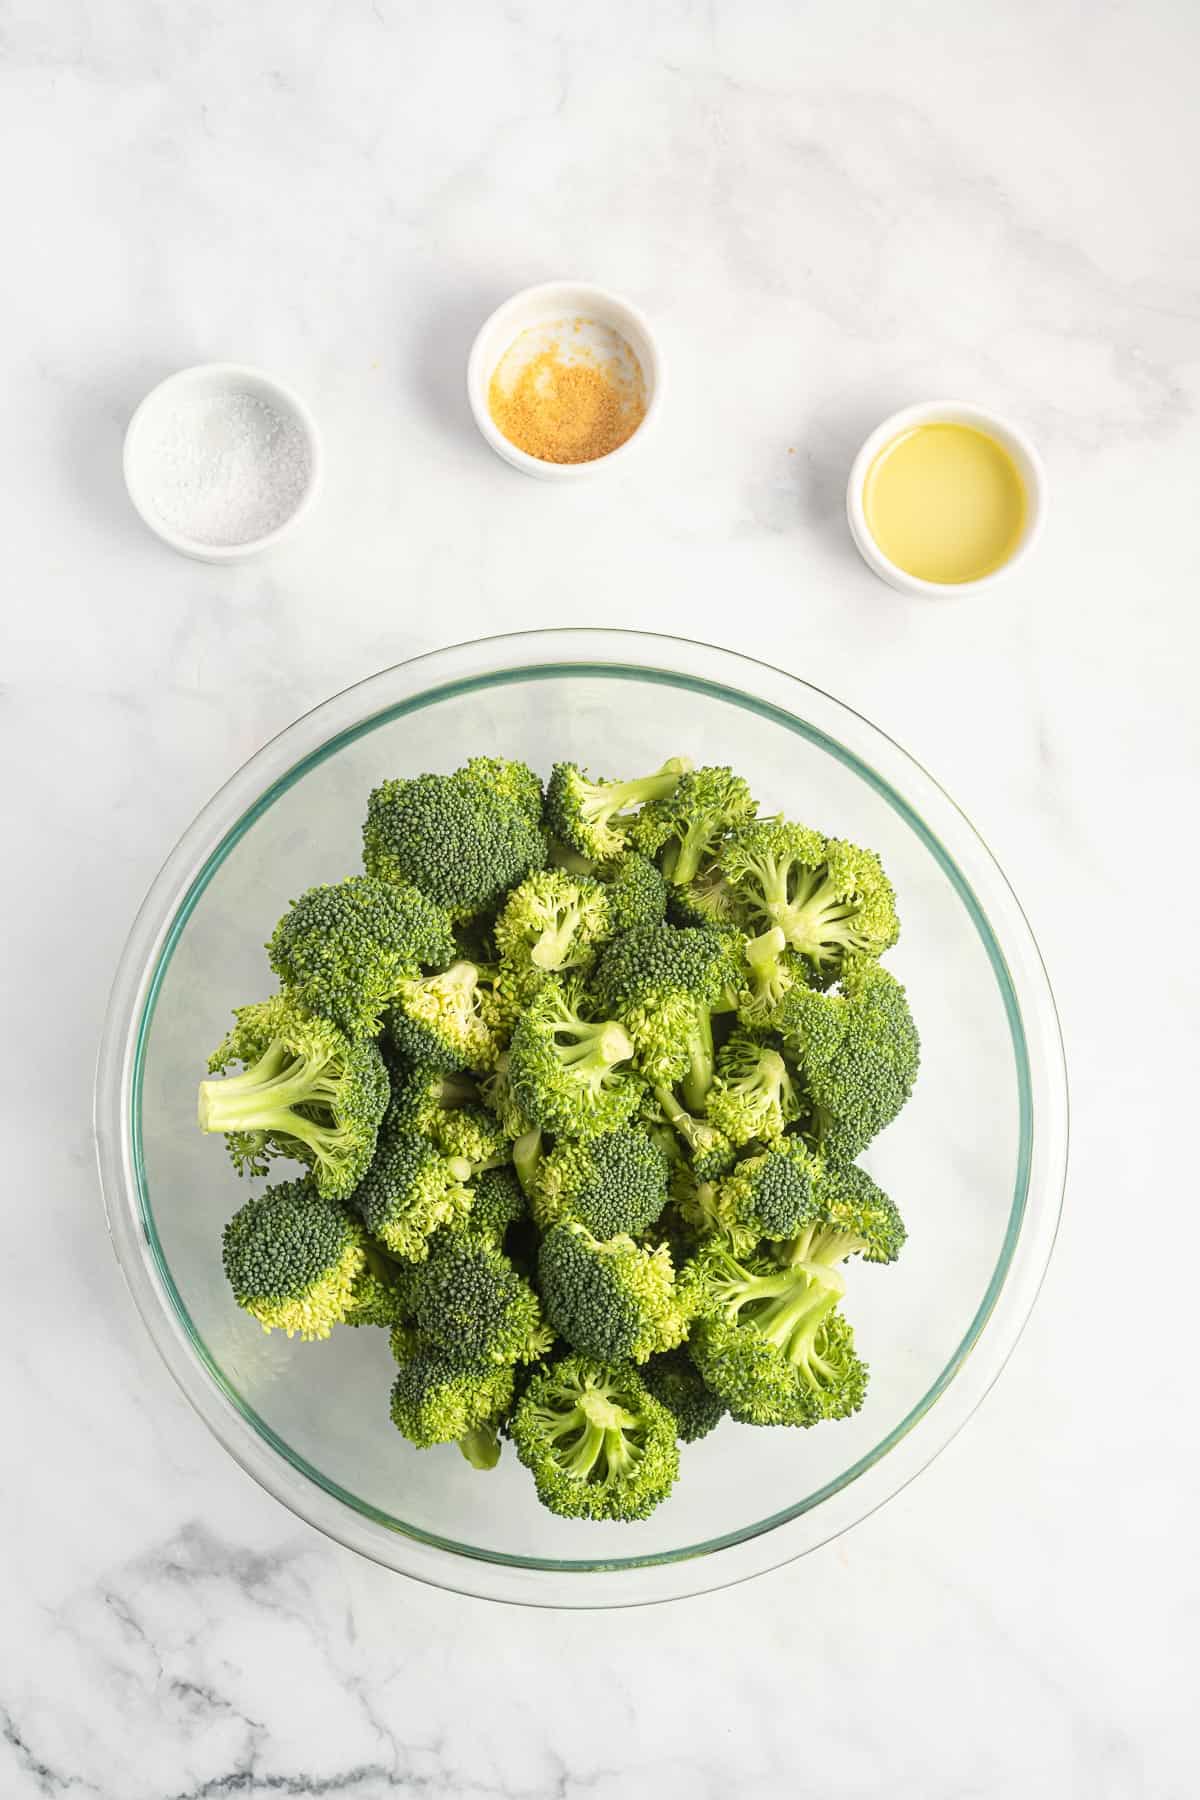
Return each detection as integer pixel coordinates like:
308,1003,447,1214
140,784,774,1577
123,363,322,561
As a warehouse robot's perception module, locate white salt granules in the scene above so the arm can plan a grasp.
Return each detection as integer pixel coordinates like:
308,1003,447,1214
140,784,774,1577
140,390,312,546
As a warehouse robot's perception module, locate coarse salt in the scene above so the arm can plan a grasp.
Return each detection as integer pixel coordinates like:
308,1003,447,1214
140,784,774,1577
140,390,312,547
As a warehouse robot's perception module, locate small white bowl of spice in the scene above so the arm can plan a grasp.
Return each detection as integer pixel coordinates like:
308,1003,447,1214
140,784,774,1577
468,282,661,479
123,363,321,561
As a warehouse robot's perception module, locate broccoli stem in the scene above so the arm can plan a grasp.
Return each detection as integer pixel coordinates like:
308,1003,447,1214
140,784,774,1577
197,1047,340,1136
513,1128,543,1196
663,818,714,888
458,1422,502,1470
654,1083,723,1159
680,1008,714,1114
549,839,597,877
530,901,586,972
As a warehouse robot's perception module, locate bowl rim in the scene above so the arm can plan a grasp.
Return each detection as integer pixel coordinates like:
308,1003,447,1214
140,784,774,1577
94,629,1068,1606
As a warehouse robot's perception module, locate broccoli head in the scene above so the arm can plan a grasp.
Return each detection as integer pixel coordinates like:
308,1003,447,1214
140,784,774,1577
720,822,899,982
592,924,739,1103
802,1160,907,1266
529,1127,670,1238
545,757,690,862
704,1030,801,1147
351,1123,473,1260
477,1050,535,1141
777,959,920,1160
267,876,455,1041
641,1347,726,1443
389,1331,517,1450
736,925,811,1027
510,1355,680,1521
342,1241,410,1329
363,764,546,922
198,993,389,1200
717,1139,824,1248
386,960,504,1073
633,765,757,887
222,1178,365,1340
538,1222,693,1364
401,1230,551,1367
465,1164,528,1245
494,869,613,987
461,755,544,824
507,977,641,1139
600,851,669,933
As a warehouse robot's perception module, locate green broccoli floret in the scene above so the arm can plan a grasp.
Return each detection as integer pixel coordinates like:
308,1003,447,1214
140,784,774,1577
198,994,389,1200
529,1127,670,1238
720,822,899,981
465,1165,528,1245
385,1060,479,1135
633,765,758,887
704,1030,801,1146
351,1123,473,1260
343,1240,410,1328
717,1139,824,1248
777,959,920,1160
600,851,669,933
389,1331,517,1451
400,1230,550,1367
667,860,746,930
477,1050,535,1141
386,960,504,1073
267,876,455,1041
803,1160,907,1265
641,1347,726,1443
736,926,810,1026
222,1178,366,1339
461,755,544,823
507,978,641,1138
545,757,690,862
510,1355,680,1521
689,1239,867,1427
494,869,613,987
538,1222,692,1364
592,924,739,1106
652,1083,737,1179
363,765,546,922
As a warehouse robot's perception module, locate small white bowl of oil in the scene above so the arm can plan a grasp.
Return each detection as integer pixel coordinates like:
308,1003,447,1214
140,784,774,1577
847,402,1045,597
467,282,662,481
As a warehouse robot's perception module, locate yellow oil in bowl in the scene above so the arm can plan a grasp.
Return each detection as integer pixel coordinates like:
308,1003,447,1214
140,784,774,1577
863,422,1027,585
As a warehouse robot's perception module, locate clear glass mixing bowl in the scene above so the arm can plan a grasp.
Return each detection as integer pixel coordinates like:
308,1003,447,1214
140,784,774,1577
94,631,1067,1606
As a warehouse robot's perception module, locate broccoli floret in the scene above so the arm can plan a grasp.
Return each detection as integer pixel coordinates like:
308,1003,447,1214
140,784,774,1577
704,1030,801,1146
351,1123,473,1260
385,1060,478,1135
641,1347,726,1443
717,1139,824,1247
461,755,544,824
494,869,613,987
592,924,739,1105
545,758,690,862
222,1178,365,1340
777,959,920,1160
600,851,669,933
477,1050,534,1141
466,1165,528,1245
689,1239,867,1427
400,1230,550,1367
343,1241,410,1328
803,1160,907,1265
652,1083,737,1179
633,765,758,886
386,960,504,1073
199,994,389,1200
538,1223,692,1364
363,765,546,922
267,876,455,1041
529,1127,670,1238
389,1333,517,1450
736,926,810,1027
667,860,746,930
719,822,899,982
507,978,641,1139
510,1355,680,1521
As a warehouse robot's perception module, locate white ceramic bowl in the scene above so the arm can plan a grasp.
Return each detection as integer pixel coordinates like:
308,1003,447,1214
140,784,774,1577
467,282,662,480
123,363,323,563
846,401,1046,597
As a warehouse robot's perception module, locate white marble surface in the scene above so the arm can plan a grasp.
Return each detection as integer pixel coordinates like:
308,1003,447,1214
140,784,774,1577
2,2,1197,1793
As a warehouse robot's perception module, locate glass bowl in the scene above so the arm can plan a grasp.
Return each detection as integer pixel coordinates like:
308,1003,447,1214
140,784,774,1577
94,630,1067,1607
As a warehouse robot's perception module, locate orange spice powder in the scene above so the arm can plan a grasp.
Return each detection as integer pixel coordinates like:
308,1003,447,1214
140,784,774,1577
488,338,646,465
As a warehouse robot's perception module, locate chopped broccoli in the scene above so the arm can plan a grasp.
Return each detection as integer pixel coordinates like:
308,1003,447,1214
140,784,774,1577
510,1355,680,1520
461,755,544,824
351,1123,473,1260
538,1222,692,1364
802,1160,907,1265
642,1347,726,1443
466,1164,528,1244
592,924,739,1104
704,1030,801,1146
389,1333,517,1450
667,859,746,930
364,764,546,921
507,977,641,1138
267,876,455,1041
599,850,669,933
222,1178,365,1340
545,757,690,862
385,1059,478,1135
343,1241,410,1328
386,960,504,1072
198,994,389,1199
736,925,809,1026
652,1083,737,1179
633,765,757,887
477,1050,535,1141
777,959,920,1160
529,1127,670,1238
717,1139,824,1247
719,821,899,982
494,869,613,987
401,1230,551,1367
